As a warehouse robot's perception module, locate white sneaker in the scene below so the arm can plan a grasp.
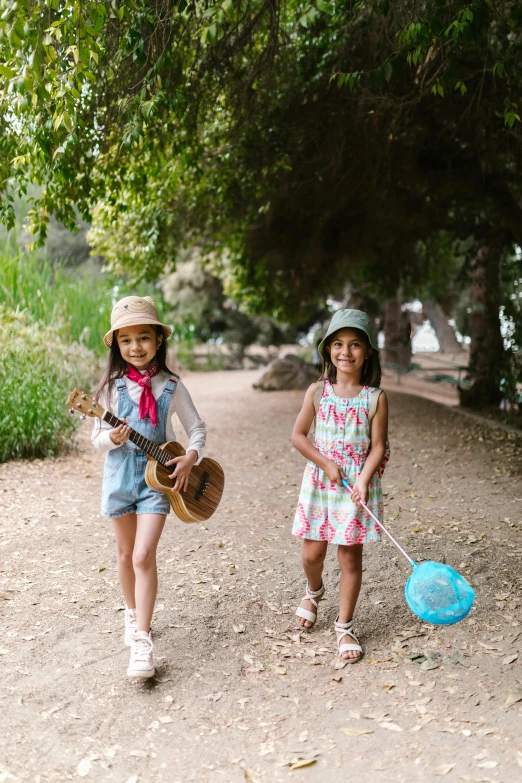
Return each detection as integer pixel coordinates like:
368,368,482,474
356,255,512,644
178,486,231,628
127,631,155,678
124,608,137,646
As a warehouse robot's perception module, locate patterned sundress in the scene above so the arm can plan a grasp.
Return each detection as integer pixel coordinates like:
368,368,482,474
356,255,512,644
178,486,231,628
292,381,389,546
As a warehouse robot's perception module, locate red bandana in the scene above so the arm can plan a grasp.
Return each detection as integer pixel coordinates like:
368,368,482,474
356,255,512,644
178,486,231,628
126,359,160,426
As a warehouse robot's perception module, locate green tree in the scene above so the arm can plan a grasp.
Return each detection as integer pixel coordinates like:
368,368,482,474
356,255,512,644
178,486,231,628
2,0,521,404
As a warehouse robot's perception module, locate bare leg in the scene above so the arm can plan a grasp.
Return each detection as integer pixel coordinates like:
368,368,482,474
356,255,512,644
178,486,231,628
133,513,167,633
336,544,363,659
112,513,137,609
296,540,328,629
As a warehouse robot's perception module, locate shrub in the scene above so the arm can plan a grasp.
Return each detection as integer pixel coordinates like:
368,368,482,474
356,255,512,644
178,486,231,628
0,308,99,462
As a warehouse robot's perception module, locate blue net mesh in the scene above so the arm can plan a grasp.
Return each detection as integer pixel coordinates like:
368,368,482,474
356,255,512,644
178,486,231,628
404,561,475,625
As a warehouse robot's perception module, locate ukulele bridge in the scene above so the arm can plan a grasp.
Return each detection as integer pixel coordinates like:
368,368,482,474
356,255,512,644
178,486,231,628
194,471,210,500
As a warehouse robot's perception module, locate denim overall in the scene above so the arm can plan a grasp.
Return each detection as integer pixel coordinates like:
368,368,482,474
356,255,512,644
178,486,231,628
100,377,177,518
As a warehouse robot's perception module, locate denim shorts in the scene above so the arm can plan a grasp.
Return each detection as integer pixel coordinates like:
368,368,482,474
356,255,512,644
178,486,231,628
101,446,170,518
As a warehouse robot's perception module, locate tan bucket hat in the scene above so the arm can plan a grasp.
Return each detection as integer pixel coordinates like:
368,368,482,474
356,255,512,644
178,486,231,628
104,295,172,347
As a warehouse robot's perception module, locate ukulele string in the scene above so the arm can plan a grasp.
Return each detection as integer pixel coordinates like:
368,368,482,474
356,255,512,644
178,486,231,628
103,412,170,467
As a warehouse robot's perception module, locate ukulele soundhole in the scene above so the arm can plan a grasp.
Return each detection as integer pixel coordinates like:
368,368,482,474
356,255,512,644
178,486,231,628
194,471,210,501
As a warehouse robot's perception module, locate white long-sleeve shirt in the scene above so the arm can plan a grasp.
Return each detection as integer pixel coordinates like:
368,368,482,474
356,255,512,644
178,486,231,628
91,371,206,461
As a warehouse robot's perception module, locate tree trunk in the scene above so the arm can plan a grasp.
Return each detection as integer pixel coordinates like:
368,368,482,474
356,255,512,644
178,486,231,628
382,297,412,370
422,299,464,354
458,245,504,408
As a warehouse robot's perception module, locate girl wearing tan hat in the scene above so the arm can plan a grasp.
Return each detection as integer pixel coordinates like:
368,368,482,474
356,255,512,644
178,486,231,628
290,309,390,663
92,296,207,678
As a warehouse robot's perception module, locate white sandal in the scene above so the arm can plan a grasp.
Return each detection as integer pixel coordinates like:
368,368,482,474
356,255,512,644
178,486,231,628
334,617,363,663
295,581,325,629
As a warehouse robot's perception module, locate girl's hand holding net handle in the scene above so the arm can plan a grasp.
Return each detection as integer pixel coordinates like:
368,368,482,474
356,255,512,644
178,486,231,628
323,459,346,486
341,478,416,568
350,478,368,508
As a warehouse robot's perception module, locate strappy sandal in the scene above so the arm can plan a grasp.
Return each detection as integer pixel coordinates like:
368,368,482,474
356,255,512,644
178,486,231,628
334,617,363,663
295,581,325,629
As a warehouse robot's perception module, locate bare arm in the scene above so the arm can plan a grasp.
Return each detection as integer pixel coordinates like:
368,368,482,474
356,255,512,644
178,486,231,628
291,383,346,486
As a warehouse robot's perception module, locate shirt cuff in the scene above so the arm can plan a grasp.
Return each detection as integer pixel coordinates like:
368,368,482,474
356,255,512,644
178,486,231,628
92,429,119,452
187,447,204,465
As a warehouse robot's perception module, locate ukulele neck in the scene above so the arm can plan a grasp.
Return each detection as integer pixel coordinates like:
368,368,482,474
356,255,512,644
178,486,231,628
103,411,169,466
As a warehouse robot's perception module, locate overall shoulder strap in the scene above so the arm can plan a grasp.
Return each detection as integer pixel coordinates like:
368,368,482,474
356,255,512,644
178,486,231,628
368,388,382,424
164,376,179,395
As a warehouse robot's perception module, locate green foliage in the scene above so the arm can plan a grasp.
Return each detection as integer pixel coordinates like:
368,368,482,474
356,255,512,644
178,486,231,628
0,237,165,352
0,308,97,462
0,0,521,340
162,253,297,358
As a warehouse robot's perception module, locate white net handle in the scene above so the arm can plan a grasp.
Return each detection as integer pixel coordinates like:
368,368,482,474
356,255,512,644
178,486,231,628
341,479,417,568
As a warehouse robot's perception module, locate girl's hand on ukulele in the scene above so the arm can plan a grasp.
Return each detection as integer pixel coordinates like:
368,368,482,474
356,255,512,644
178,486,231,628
324,459,346,486
351,478,368,508
110,419,131,446
166,451,198,493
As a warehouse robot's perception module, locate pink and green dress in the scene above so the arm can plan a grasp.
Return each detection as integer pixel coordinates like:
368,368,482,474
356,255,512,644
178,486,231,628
292,381,389,546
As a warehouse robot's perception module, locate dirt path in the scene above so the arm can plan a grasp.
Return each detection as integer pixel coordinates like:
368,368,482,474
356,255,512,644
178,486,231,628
1,370,522,783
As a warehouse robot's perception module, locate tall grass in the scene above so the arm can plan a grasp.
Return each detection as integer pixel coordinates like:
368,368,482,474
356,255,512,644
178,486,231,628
0,234,176,461
0,308,99,462
0,236,169,461
0,238,121,352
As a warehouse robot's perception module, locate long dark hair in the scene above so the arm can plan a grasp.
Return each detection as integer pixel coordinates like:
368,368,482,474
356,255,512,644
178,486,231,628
319,328,382,387
96,326,176,401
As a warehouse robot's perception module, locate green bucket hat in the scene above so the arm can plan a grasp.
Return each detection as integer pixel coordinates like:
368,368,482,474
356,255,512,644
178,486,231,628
317,309,378,357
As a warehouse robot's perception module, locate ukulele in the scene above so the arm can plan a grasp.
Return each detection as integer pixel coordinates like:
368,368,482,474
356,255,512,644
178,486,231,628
67,388,225,523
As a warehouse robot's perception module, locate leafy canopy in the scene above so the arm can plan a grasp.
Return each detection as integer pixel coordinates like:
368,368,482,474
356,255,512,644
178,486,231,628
1,0,521,318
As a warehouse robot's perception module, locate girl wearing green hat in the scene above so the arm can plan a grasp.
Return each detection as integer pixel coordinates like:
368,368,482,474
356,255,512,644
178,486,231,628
291,309,389,662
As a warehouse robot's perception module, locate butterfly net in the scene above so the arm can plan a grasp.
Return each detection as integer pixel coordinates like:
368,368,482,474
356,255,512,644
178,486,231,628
404,561,475,625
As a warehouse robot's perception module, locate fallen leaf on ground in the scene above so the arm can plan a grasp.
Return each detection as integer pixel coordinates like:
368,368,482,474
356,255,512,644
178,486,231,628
421,653,442,671
476,760,498,769
159,715,173,724
433,764,455,775
381,684,395,691
341,728,374,736
233,622,246,634
274,666,287,675
379,722,403,732
443,650,469,668
504,691,522,708
206,691,223,702
404,652,426,663
289,759,317,770
503,653,518,665
478,641,502,651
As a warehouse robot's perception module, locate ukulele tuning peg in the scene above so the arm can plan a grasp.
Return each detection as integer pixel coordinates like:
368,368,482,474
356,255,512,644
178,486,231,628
68,408,75,415
80,414,87,421
76,403,82,409
81,394,86,400
87,409,93,414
